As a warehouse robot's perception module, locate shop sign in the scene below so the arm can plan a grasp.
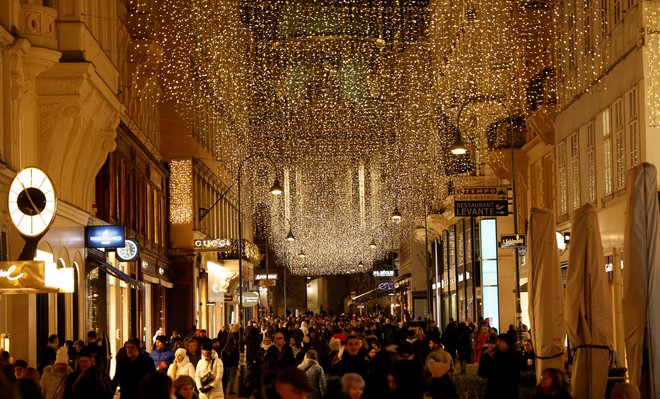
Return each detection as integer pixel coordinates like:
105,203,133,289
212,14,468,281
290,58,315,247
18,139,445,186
372,270,395,277
500,234,526,248
255,273,278,280
116,238,139,262
378,282,397,291
0,261,46,293
240,291,259,307
454,186,509,217
258,279,276,287
86,226,125,248
193,238,233,251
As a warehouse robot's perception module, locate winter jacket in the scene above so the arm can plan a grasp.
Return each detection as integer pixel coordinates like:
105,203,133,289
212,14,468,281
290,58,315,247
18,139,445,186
298,358,326,399
150,346,175,369
15,379,45,399
195,351,224,399
112,352,155,399
168,354,196,381
40,364,73,399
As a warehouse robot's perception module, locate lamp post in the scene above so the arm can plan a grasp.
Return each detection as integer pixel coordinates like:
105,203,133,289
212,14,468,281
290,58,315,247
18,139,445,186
237,154,283,332
450,95,522,346
389,190,434,320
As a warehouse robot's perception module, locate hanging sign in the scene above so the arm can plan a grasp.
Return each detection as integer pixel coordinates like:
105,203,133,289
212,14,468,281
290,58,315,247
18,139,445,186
454,186,509,217
0,261,46,293
193,238,233,251
373,270,396,277
86,226,125,248
500,234,527,248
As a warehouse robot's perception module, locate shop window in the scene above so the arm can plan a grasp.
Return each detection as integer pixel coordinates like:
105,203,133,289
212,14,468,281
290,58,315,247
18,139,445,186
480,218,499,331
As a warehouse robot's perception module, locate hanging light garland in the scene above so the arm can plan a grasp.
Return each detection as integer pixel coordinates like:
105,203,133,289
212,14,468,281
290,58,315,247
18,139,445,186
152,0,568,275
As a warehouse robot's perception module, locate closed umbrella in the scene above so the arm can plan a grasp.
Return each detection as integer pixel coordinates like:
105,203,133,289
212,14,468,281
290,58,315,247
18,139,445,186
623,162,660,398
564,203,612,399
528,207,565,380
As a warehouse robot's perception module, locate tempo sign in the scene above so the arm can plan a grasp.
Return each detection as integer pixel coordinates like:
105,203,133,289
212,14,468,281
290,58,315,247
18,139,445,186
193,239,233,251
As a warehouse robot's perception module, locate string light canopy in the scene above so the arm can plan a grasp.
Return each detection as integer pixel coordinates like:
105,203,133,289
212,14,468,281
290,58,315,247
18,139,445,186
154,0,561,274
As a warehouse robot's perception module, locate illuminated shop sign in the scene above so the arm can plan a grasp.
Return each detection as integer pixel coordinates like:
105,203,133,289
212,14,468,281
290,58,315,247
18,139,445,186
193,238,233,251
255,273,278,280
373,270,396,277
85,226,125,248
378,282,397,291
0,261,45,293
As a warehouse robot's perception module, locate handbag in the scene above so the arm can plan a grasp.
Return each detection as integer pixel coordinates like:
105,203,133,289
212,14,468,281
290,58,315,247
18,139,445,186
200,359,215,386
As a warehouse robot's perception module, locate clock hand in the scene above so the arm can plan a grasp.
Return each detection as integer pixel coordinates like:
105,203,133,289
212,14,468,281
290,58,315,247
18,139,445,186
18,179,48,225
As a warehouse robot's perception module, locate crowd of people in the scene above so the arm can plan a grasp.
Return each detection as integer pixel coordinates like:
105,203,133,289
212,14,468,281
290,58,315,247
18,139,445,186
0,312,643,399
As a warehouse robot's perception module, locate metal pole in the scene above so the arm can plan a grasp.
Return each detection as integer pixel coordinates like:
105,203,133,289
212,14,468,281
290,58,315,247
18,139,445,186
425,205,432,320
237,170,244,333
283,265,287,318
506,101,523,348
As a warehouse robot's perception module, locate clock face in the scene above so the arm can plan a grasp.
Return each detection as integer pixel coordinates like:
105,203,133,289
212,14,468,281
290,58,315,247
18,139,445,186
8,167,57,237
116,239,139,262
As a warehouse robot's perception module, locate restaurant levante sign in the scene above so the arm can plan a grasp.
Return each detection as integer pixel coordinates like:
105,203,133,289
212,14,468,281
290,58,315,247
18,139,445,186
0,261,47,293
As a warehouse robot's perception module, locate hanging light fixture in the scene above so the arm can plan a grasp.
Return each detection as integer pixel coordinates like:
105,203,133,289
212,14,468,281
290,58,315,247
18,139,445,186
303,265,308,271
286,227,295,241
350,267,356,273
450,134,468,155
270,178,284,195
369,239,377,249
358,260,364,268
391,205,402,224
298,248,305,258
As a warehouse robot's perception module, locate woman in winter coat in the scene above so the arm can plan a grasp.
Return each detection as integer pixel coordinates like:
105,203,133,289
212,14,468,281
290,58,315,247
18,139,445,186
195,342,224,399
298,350,326,399
168,348,196,382
41,347,73,399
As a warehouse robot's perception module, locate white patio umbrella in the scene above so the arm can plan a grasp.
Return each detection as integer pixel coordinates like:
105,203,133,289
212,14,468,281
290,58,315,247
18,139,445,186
623,162,660,398
565,203,612,399
528,207,565,380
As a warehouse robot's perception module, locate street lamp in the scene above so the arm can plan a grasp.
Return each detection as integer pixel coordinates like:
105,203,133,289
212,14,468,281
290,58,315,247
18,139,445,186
237,153,282,333
451,95,523,346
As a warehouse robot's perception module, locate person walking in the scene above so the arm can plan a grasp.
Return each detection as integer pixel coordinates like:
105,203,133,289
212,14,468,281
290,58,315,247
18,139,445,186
168,348,196,382
195,342,223,399
477,334,522,399
112,338,155,399
15,367,44,399
220,337,239,395
297,350,326,399
40,347,72,399
151,336,175,371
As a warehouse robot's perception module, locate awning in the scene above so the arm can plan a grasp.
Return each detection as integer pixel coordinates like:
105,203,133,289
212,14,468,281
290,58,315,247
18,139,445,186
96,259,140,289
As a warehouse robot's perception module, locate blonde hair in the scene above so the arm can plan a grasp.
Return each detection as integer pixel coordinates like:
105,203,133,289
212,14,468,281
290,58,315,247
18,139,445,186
341,373,365,391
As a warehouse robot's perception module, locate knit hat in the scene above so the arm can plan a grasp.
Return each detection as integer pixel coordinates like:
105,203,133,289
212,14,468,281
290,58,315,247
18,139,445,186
55,346,69,365
201,342,213,351
175,348,187,360
155,335,168,345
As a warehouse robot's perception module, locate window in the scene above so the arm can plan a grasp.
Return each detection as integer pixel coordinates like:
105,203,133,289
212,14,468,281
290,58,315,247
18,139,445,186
586,122,596,203
603,108,613,195
584,12,592,55
627,86,640,167
613,0,622,24
614,98,625,190
601,0,608,37
570,132,581,209
568,12,577,70
558,140,568,215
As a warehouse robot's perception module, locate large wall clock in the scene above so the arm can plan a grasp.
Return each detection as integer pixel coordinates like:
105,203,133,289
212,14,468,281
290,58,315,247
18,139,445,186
8,167,57,237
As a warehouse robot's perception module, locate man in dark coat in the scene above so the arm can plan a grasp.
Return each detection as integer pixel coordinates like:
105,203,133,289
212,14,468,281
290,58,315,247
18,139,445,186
329,336,368,380
267,332,295,371
477,333,522,399
112,338,155,399
245,321,261,364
